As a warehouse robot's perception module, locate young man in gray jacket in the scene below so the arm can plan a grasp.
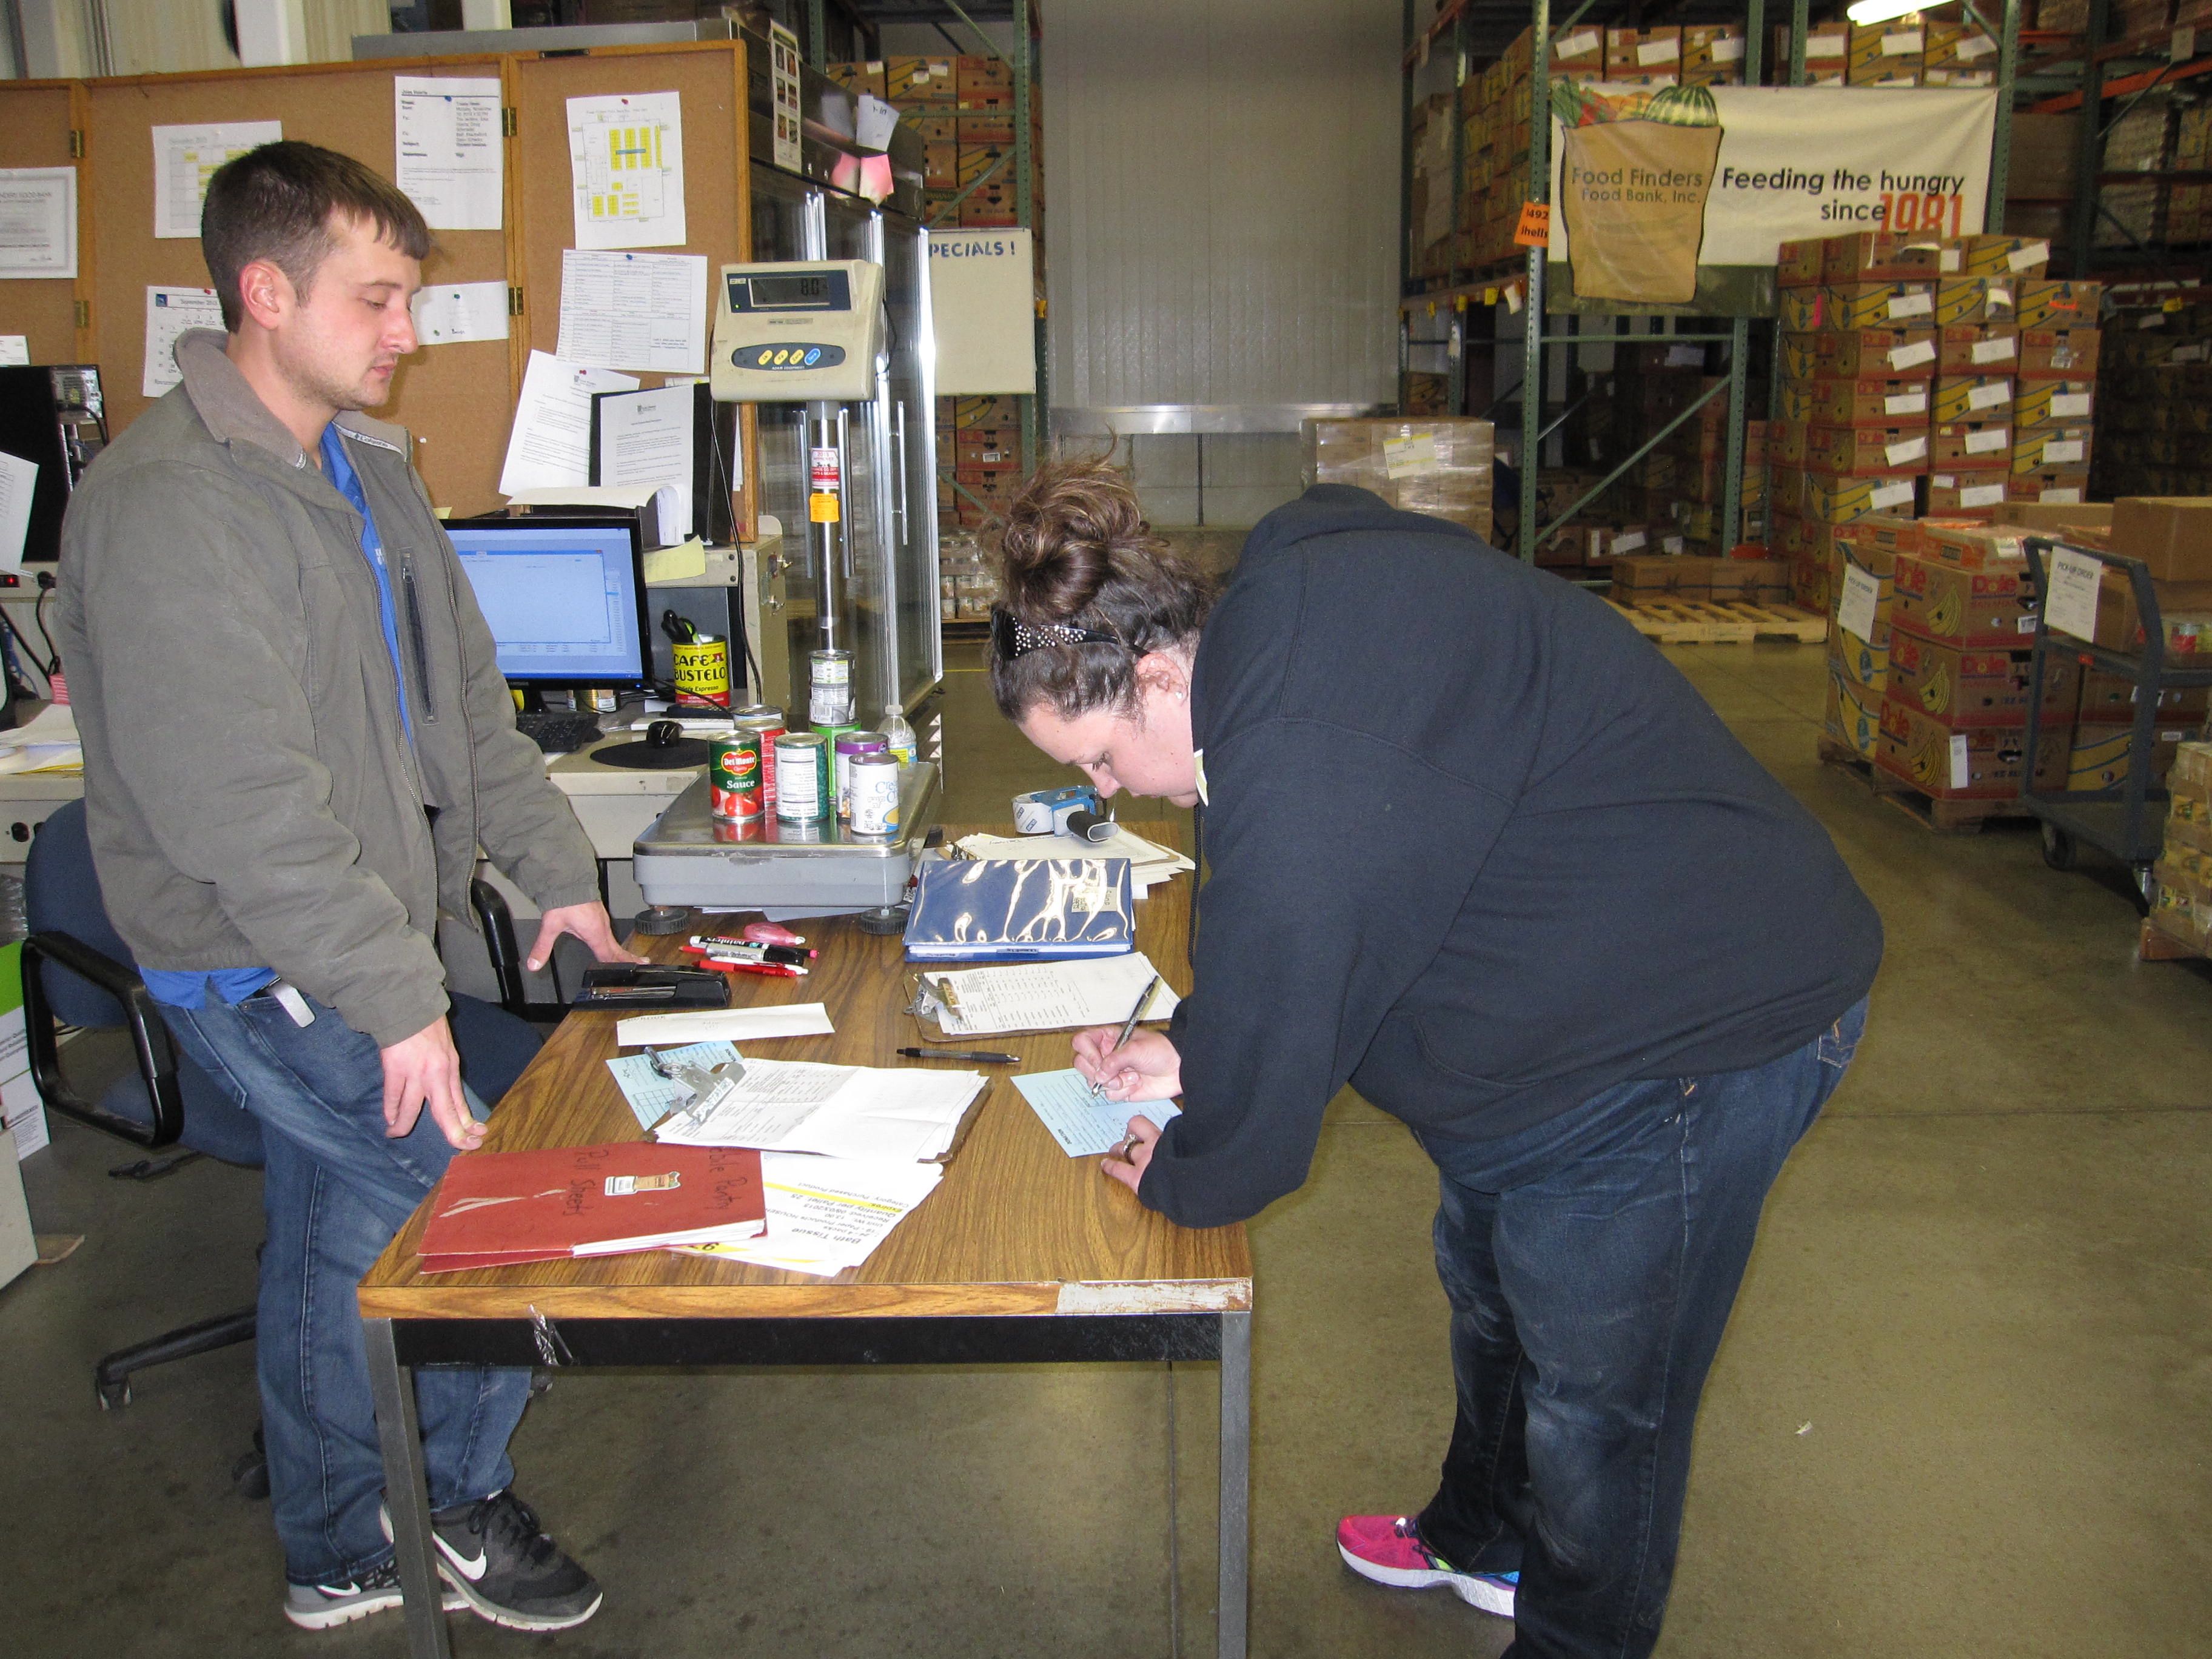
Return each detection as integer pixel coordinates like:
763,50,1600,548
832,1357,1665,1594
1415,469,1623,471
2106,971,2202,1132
56,143,634,1634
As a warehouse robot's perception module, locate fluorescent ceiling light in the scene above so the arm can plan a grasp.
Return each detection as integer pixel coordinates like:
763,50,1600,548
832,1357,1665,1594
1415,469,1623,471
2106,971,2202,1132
1846,0,1925,23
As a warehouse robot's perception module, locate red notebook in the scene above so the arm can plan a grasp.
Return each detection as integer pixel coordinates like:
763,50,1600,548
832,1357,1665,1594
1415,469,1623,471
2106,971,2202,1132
416,1142,766,1273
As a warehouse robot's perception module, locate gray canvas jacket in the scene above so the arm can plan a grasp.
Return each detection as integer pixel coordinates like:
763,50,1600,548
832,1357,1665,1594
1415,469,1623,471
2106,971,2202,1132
55,329,600,1046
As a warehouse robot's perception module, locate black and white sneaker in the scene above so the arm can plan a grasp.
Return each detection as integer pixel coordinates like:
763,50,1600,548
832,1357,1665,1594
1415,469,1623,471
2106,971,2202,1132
283,1560,464,1630
384,1489,603,1631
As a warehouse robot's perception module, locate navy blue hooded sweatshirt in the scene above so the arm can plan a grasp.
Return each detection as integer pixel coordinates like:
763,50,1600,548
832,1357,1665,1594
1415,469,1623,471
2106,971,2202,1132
1138,486,1883,1230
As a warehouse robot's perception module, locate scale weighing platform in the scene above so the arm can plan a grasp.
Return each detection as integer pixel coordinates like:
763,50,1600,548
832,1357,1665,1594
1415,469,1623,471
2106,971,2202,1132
632,762,940,920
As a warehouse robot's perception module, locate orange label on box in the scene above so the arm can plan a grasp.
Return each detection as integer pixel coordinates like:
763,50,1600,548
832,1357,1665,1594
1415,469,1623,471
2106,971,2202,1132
1514,203,1552,248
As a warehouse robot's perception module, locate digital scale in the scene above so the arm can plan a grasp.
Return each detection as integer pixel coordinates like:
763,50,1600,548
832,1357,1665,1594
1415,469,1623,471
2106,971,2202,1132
708,260,885,403
632,763,941,922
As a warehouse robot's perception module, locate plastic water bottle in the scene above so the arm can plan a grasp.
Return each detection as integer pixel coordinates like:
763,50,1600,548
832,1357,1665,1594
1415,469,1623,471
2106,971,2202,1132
880,703,918,766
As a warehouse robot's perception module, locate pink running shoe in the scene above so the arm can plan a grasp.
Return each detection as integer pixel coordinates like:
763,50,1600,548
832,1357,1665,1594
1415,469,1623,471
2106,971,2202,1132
1335,1515,1518,1617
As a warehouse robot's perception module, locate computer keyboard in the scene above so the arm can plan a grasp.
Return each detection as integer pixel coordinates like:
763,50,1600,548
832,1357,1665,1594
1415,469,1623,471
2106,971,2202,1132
514,709,604,754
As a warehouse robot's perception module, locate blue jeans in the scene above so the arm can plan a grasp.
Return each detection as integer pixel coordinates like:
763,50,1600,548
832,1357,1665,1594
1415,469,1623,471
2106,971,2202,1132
1412,999,1868,1659
164,990,535,1587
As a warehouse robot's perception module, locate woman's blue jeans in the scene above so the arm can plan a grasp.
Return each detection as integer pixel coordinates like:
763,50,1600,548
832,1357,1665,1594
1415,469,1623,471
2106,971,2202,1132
164,990,533,1588
1412,999,1868,1659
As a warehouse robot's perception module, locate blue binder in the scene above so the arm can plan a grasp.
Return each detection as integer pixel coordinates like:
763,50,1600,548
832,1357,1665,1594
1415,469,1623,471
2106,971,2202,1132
903,857,1136,961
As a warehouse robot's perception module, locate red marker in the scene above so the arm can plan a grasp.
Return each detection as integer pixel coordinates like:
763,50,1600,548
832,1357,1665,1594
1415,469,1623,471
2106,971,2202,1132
744,920,807,948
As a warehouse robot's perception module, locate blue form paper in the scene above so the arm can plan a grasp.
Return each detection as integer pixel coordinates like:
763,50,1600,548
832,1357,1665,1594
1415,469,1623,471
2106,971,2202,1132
1013,1068,1182,1158
606,1040,743,1130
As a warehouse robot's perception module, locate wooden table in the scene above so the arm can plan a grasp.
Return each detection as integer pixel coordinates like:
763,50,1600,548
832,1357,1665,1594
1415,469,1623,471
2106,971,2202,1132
357,833,1252,1657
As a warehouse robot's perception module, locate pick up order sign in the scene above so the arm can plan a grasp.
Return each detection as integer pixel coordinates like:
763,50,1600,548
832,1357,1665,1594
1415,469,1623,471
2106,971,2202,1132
1549,85,1998,271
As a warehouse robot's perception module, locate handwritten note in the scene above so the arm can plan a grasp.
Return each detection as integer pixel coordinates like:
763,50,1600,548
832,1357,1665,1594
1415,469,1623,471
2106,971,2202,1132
1013,1068,1181,1158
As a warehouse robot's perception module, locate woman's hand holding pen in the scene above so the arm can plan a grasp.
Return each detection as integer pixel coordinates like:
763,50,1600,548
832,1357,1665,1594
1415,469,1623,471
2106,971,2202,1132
1072,1027,1181,1102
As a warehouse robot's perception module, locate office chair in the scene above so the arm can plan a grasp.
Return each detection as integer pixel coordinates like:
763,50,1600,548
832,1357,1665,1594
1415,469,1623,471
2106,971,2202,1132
22,804,548,1419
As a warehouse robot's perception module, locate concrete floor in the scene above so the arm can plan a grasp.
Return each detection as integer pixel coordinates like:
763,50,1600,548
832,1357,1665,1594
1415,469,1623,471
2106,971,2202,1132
7,633,2212,1658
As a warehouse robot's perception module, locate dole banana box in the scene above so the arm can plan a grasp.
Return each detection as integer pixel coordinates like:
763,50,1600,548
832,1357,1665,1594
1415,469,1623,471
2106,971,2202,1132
1777,380,1818,422
1808,425,1931,477
1778,332,1821,383
1934,278,2019,327
2017,327,2100,377
1848,20,1925,85
1924,474,2011,518
2014,280,2102,329
1877,701,2068,799
1818,330,1938,378
1829,625,1891,695
2068,723,2193,792
1939,325,2020,374
2011,426,2091,475
1931,420,2011,471
1825,282,1938,331
1770,420,1809,466
1771,465,1807,517
1822,233,1949,283
1792,551,1835,612
2163,789,2212,857
1777,239,1826,286
1934,374,2015,423
1805,474,1920,526
2014,379,2096,426
2012,466,2091,504
1951,234,2052,278
886,56,957,102
1921,521,2031,566
1825,666,1885,759
1890,552,2039,646
1814,377,1931,426
1885,634,2077,727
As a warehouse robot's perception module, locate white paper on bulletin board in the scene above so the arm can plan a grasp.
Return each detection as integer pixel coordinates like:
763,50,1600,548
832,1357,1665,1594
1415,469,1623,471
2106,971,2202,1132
925,228,1036,397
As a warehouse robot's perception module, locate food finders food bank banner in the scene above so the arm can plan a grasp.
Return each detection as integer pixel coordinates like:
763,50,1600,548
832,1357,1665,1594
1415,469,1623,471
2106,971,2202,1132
1546,84,1999,304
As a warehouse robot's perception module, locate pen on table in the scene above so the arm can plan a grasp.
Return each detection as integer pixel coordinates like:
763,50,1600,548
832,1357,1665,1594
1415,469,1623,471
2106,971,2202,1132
717,960,805,979
1091,971,1165,1098
896,1046,1019,1065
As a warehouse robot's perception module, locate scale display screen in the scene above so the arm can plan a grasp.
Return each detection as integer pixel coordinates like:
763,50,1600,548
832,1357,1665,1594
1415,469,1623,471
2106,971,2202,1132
728,270,852,312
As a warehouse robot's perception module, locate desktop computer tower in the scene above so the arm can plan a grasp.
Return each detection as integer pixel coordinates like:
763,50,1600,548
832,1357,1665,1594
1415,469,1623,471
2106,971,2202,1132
0,364,109,565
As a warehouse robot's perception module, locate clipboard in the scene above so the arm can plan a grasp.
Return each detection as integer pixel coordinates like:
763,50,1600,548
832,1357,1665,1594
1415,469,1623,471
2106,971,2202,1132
899,966,1177,1044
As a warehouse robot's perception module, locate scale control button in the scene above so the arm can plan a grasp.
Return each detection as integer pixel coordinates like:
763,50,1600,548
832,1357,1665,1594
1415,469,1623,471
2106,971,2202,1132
803,347,822,366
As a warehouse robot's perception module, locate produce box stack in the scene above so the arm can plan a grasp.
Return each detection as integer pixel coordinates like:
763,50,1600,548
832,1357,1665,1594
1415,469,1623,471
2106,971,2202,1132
1875,523,2076,803
1410,93,1457,282
1802,232,1939,552
949,394,1022,529
2011,276,2100,509
936,528,996,623
1923,235,2048,518
1302,418,1495,544
2097,300,2212,499
2150,741,2212,952
1457,34,1533,272
1823,512,1919,759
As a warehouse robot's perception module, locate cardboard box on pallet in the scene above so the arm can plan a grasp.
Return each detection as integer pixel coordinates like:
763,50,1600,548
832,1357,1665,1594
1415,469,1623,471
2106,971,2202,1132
1925,474,2013,518
1920,520,2033,566
958,109,1016,145
2067,723,2198,791
1822,233,1948,284
1826,667,1886,759
1886,634,2079,726
957,55,1014,106
1934,278,2018,327
1818,330,1938,378
953,467,1021,526
825,59,888,99
1808,424,1931,477
1681,24,1747,82
1830,623,1892,696
2151,844,2212,948
954,394,1020,429
1610,555,1719,604
1825,282,1939,331
1550,24,1606,74
1952,235,2052,277
2017,326,2100,377
2111,497,2212,583
1891,552,2039,646
2014,280,2102,329
1806,473,1920,525
1604,27,1682,79
887,56,957,103
923,141,957,189
1775,22,1850,76
1848,19,1925,84
1813,377,1931,426
1778,240,1826,287
1925,20,2000,78
1710,560,1789,603
955,427,1019,470
1931,421,2012,471
1876,702,2070,799
906,110,957,144
2013,378,2095,427
2011,426,2092,474
1778,286,1827,333
2013,467,2092,505
1778,332,1821,383
1301,418,1494,543
1934,375,2016,423
2078,669,2210,720
1939,326,2019,374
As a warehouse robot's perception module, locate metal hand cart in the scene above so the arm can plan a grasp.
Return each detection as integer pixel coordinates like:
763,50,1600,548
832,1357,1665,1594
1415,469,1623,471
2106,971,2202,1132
2021,537,2212,909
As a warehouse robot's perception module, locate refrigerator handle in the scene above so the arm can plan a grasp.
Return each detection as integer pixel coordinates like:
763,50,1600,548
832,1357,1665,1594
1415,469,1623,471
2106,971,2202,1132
893,400,910,546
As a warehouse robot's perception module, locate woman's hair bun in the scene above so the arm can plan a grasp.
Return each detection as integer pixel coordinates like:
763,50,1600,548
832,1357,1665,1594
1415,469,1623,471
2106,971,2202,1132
995,459,1148,622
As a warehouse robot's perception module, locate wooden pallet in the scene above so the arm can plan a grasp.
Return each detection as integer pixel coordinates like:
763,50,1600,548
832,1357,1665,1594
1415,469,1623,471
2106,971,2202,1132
1607,598,1829,645
1816,736,2036,833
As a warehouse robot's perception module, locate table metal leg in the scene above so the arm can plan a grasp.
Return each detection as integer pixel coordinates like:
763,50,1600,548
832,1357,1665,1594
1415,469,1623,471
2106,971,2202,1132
364,1318,452,1659
1217,1310,1250,1659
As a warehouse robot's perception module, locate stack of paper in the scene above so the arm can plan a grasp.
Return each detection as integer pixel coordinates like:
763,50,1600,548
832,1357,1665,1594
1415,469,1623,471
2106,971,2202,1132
676,1153,944,1276
920,951,1179,1038
0,703,82,775
951,830,1194,896
653,1057,984,1163
614,1004,835,1047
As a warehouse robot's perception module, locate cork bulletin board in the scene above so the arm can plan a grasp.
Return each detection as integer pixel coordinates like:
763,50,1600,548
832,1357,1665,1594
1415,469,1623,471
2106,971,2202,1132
0,82,89,368
2,39,759,528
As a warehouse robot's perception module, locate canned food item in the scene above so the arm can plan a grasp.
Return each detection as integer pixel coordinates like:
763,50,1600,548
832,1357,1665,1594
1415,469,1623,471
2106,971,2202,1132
711,814,768,844
808,648,854,727
709,731,764,820
776,816,826,845
673,637,731,709
834,731,889,820
774,731,830,822
848,751,903,836
731,706,785,807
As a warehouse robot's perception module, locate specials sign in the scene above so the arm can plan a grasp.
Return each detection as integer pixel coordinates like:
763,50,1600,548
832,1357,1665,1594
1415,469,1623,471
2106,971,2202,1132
1546,84,1999,303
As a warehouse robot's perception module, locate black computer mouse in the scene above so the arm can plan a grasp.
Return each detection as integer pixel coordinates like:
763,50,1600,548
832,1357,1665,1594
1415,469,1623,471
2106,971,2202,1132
646,719,685,749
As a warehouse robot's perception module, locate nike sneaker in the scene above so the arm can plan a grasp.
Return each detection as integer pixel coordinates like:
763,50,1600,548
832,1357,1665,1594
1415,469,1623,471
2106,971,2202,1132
382,1489,603,1631
282,1560,464,1630
1335,1513,1519,1617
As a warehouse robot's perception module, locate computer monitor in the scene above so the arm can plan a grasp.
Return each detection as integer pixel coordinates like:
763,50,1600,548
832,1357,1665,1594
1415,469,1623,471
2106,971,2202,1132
446,515,652,691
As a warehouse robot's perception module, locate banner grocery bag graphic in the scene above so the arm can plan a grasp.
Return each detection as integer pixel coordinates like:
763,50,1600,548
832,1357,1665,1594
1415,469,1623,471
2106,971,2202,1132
1553,81,1721,303
1547,85,1998,280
